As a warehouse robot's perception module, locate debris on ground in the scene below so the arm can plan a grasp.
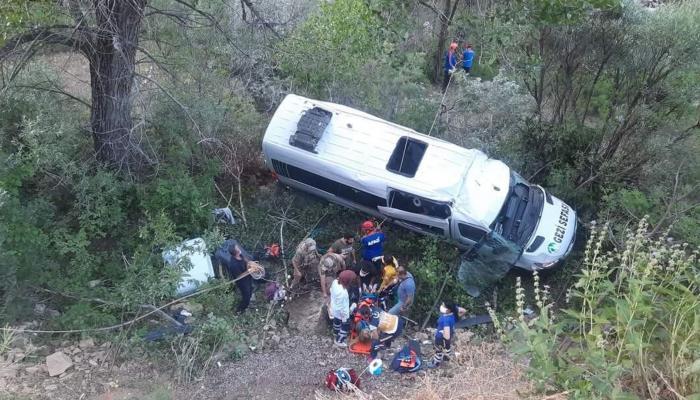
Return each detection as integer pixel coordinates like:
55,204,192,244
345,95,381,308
46,352,73,377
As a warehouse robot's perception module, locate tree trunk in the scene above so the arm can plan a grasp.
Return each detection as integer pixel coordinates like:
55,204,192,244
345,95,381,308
432,10,449,83
89,0,146,172
427,0,461,84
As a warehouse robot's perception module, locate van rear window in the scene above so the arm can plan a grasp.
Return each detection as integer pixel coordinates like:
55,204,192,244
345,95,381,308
386,137,427,177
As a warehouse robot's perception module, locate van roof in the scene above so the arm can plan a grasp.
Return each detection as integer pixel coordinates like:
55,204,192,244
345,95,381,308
264,94,483,202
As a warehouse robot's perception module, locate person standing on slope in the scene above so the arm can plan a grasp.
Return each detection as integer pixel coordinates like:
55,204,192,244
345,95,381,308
443,41,458,92
462,43,475,74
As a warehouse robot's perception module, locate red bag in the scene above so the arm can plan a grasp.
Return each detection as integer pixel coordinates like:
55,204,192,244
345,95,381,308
325,368,360,391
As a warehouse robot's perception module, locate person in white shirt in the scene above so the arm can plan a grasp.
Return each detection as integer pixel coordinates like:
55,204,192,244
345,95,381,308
330,269,357,347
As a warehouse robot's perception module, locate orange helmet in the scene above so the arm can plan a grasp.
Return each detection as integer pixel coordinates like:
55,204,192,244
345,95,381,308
361,220,375,232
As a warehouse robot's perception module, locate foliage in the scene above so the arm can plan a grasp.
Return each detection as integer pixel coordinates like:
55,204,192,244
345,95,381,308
494,219,699,398
280,0,383,97
0,0,60,43
404,237,473,320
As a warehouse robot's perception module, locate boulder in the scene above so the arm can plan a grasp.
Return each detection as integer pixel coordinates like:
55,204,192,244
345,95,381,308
46,352,73,377
78,338,95,349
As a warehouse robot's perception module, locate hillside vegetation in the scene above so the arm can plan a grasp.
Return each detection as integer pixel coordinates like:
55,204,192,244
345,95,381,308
1,0,698,399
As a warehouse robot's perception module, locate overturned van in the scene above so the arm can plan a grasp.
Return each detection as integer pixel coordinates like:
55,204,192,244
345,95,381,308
262,94,576,274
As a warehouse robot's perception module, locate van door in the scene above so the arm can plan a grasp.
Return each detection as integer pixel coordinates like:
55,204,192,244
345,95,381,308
380,189,451,236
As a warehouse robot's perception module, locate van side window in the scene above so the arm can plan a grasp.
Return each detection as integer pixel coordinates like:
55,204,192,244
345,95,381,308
386,137,427,177
389,190,451,218
458,223,487,242
271,159,290,177
271,159,387,209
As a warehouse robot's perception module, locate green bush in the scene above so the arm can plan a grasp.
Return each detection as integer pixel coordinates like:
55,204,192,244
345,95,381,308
403,237,474,321
494,219,700,398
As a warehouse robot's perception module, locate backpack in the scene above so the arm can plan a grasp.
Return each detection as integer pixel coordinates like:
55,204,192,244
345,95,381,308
325,368,360,391
390,340,422,373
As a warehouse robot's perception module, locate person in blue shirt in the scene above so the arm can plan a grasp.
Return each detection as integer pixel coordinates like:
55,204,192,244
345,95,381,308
360,220,385,267
442,41,458,92
427,300,467,368
388,266,415,316
462,43,475,74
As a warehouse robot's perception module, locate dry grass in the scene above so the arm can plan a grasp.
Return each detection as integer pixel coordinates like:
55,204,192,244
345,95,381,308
315,336,534,400
409,337,532,400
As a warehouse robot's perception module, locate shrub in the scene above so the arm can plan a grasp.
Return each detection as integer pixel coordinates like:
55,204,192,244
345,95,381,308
494,219,699,398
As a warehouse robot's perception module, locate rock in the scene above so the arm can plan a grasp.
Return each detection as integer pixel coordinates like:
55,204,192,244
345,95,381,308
8,349,25,362
271,335,281,345
46,309,61,319
46,352,73,377
78,338,95,349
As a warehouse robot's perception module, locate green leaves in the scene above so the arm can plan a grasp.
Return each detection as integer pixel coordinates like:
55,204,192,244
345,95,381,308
501,218,700,397
280,0,383,96
0,0,60,43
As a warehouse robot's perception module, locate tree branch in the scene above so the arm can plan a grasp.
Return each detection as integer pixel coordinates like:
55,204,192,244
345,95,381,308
0,26,94,61
240,0,282,38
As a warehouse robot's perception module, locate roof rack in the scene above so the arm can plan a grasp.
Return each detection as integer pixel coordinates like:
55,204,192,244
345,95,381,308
289,107,332,153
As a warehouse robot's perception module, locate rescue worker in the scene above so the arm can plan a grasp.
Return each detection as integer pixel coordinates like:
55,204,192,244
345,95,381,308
462,43,475,74
291,238,321,289
360,220,385,270
427,300,467,368
388,266,415,316
443,41,458,92
227,244,253,313
355,303,403,358
319,251,346,299
329,233,356,268
378,254,399,293
330,269,357,347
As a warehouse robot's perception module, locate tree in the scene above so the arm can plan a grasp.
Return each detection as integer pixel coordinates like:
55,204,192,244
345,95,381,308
1,1,148,173
418,0,461,83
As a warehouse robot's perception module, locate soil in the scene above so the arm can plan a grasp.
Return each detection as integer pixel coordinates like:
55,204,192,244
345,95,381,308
0,287,530,400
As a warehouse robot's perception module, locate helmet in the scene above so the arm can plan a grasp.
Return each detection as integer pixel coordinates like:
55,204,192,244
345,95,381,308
361,220,374,232
449,42,458,50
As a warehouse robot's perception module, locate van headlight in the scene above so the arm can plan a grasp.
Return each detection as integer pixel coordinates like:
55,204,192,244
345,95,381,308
533,260,558,270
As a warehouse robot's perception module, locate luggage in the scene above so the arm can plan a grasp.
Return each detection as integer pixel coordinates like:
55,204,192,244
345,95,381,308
325,367,360,391
390,340,422,373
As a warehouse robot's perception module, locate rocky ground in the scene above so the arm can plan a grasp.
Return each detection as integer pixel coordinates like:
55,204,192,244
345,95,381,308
0,289,531,400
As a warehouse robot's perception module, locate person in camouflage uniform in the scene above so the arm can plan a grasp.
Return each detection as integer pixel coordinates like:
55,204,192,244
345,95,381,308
291,238,321,289
318,251,346,299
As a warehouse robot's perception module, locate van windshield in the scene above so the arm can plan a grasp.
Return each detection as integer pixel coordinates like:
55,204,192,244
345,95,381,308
491,172,544,248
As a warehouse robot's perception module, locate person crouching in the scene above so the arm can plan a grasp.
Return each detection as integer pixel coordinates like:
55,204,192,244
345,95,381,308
330,270,357,348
